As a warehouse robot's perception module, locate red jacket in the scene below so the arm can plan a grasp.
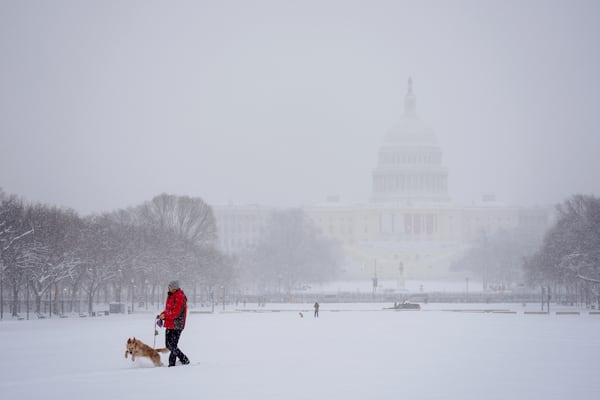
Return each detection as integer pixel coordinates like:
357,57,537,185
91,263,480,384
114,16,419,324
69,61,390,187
162,289,187,330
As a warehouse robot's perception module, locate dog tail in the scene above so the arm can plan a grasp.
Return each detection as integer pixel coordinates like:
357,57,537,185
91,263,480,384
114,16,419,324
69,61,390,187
155,348,170,353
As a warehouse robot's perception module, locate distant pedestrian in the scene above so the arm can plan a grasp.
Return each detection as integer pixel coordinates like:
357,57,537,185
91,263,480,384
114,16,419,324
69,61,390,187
314,302,320,318
158,280,190,367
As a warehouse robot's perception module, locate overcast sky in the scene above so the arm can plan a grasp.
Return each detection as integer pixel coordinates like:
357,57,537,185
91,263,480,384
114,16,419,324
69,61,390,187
1,0,599,215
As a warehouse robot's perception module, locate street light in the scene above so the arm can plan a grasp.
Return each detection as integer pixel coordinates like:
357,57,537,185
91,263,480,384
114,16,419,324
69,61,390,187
372,258,378,298
26,277,30,320
61,287,67,315
48,284,52,319
116,269,122,303
144,279,149,310
131,279,135,314
481,230,488,291
1,265,4,320
221,286,225,312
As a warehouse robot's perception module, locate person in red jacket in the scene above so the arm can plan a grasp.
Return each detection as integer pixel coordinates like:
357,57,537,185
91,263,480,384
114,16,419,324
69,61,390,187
158,280,190,367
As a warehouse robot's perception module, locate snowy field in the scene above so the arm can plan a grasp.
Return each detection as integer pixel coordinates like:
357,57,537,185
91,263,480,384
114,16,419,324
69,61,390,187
1,303,599,400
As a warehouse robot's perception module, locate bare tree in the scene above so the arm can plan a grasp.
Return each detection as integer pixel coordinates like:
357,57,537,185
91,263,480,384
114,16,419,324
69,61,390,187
76,216,123,314
136,193,218,247
524,195,600,306
246,209,341,294
22,204,82,314
119,193,224,300
0,196,34,317
451,225,545,290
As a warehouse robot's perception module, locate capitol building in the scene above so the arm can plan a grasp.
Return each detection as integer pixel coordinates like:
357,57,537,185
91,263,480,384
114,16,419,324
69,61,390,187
213,79,550,283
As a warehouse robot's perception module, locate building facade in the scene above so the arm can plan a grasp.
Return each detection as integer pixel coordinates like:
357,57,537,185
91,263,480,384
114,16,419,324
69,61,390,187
214,79,551,282
212,204,274,255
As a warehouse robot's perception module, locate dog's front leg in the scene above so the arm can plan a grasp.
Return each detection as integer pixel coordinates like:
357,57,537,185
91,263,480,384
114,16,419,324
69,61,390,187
125,350,128,359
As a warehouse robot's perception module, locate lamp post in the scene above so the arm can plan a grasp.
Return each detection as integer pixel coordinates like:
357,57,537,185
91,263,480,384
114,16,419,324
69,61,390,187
481,230,488,292
372,259,378,298
277,274,282,297
48,285,52,319
87,267,92,315
116,269,122,303
541,286,546,312
130,279,135,314
221,286,225,312
144,279,148,310
26,277,30,320
0,265,4,320
62,287,68,315
398,262,404,291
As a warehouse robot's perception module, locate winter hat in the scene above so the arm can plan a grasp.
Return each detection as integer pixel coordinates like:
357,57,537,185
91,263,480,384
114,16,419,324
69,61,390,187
168,280,180,290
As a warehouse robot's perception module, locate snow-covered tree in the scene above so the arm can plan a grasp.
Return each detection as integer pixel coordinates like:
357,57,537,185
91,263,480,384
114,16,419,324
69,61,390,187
451,225,545,290
246,209,341,294
0,196,34,317
23,204,82,313
75,216,123,314
113,193,225,299
524,195,600,304
136,193,218,247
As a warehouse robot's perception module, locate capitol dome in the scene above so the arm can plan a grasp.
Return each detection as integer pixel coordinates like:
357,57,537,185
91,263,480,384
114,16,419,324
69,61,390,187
371,78,450,205
384,118,438,147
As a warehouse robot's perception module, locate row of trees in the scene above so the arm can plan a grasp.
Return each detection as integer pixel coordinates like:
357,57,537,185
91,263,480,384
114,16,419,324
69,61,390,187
452,194,600,306
1,189,343,318
0,191,232,318
524,195,600,304
450,225,545,291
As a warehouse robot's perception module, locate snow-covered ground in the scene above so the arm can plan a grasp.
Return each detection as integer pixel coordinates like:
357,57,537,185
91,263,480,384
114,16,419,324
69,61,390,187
1,303,599,400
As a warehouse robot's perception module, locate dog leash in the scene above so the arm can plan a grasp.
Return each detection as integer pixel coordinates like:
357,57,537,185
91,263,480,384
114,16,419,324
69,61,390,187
153,317,162,349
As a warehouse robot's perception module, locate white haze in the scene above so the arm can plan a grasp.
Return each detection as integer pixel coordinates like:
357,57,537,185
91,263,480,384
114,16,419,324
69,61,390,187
1,0,600,214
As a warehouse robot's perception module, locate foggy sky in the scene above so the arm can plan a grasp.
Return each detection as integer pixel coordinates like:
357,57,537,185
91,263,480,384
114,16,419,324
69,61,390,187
1,0,599,215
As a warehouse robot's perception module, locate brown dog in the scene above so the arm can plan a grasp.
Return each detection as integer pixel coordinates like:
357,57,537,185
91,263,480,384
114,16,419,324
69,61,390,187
125,337,169,367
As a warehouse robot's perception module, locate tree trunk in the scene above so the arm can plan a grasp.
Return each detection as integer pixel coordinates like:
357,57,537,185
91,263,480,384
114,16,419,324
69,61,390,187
151,284,156,308
88,291,94,315
53,284,60,315
11,285,19,317
116,283,122,303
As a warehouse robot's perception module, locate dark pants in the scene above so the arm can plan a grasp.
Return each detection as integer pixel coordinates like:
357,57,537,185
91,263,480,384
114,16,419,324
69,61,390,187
165,329,189,366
